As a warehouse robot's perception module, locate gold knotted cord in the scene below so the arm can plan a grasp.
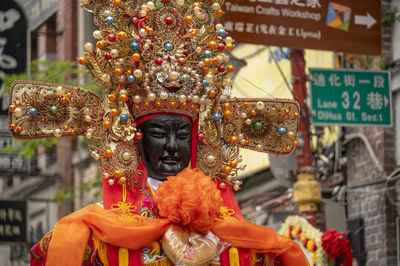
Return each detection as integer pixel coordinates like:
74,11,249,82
215,206,235,221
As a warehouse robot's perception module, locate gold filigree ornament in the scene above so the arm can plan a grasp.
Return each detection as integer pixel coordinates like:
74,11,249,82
8,0,300,191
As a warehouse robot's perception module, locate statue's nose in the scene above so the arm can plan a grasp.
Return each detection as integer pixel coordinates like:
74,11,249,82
164,134,178,151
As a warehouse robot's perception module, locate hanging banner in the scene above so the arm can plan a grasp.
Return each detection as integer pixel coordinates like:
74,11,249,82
220,0,381,54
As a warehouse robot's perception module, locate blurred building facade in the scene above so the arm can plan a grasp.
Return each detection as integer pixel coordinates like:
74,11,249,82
0,1,98,265
237,1,400,266
340,0,398,265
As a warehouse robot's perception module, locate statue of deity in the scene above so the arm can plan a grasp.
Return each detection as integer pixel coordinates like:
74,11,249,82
8,0,308,265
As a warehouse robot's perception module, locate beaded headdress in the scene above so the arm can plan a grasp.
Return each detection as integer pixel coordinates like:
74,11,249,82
8,0,299,191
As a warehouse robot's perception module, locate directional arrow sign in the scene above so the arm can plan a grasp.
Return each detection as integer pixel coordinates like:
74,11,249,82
310,69,391,127
355,13,377,29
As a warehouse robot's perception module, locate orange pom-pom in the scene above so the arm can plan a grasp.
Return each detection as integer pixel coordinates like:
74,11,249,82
155,168,222,234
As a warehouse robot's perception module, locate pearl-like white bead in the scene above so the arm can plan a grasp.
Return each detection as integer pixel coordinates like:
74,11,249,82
84,42,93,51
205,74,213,83
169,71,179,80
93,30,102,39
206,155,215,164
122,152,131,161
160,91,168,100
134,69,143,78
212,3,221,10
139,28,147,37
56,86,64,95
102,74,110,82
225,37,233,44
133,95,142,104
54,129,62,137
148,93,156,101
192,95,200,103
256,101,265,110
146,1,155,9
110,49,119,58
178,95,187,103
14,107,23,118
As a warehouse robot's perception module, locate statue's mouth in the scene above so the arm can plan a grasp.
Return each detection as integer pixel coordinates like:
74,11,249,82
160,155,180,164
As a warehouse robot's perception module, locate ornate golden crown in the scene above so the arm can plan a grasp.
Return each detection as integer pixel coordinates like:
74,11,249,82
79,0,234,122
8,0,300,191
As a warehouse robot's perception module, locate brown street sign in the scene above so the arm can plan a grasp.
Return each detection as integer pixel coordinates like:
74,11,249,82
219,0,381,55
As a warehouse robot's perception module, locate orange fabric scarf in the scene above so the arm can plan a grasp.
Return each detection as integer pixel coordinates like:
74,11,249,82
46,169,309,266
46,204,308,266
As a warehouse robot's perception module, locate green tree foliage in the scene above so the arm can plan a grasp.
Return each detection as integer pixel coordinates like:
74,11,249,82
382,7,399,27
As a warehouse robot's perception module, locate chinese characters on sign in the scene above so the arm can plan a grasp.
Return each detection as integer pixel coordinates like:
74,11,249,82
1,0,27,115
220,0,381,54
310,69,391,126
0,201,27,243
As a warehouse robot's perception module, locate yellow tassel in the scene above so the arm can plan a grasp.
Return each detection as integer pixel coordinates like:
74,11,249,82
251,252,257,266
93,235,109,266
119,247,129,266
229,247,240,266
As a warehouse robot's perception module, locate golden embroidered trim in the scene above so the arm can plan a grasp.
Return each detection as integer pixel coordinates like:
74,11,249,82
144,256,174,266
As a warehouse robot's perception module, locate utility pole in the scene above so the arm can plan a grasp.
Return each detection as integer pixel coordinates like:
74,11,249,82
290,49,321,227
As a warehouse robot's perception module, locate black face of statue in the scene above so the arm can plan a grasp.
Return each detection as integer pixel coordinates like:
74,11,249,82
137,114,191,180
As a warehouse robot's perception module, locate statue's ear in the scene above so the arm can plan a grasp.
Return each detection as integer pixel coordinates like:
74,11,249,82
221,98,300,156
9,81,104,139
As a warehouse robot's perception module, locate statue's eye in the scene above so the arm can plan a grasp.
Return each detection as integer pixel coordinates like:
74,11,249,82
177,133,190,140
148,129,167,138
177,128,190,140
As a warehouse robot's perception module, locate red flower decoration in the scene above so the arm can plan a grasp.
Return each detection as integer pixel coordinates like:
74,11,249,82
322,229,353,266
